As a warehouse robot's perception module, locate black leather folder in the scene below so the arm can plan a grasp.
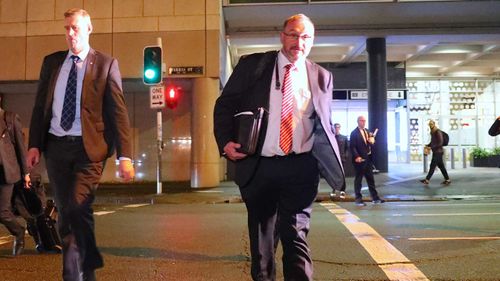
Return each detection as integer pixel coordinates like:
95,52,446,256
233,107,265,155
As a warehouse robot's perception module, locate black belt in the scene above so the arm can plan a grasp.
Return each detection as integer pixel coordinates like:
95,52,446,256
262,152,310,160
48,133,82,142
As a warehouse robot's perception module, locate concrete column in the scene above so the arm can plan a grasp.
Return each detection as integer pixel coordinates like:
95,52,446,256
191,77,220,188
366,37,388,173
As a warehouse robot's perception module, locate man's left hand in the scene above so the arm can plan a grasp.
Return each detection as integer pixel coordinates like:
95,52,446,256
119,159,135,182
24,174,31,189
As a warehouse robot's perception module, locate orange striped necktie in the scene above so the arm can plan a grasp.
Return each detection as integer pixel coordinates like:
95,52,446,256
279,64,294,154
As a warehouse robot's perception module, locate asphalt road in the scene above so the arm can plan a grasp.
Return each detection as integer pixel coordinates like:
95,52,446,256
1,198,499,281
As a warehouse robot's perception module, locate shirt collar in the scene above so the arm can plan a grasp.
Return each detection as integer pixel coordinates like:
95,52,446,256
278,51,306,71
67,46,90,62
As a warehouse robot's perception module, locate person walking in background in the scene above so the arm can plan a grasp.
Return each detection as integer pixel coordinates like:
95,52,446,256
350,116,384,206
214,14,344,281
0,93,30,256
26,8,134,281
420,120,451,185
330,123,348,199
488,116,500,136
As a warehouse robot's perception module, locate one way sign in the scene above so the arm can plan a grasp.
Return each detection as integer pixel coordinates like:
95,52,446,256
150,85,165,109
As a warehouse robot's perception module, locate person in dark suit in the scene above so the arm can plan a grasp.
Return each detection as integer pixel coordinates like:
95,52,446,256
332,123,348,198
26,8,134,281
349,116,384,206
214,14,344,281
489,116,500,136
0,94,30,256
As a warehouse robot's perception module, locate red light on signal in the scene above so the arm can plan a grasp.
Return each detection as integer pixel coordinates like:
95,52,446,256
168,88,176,99
165,86,179,109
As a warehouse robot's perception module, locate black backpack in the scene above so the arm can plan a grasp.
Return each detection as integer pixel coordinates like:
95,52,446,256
441,130,449,146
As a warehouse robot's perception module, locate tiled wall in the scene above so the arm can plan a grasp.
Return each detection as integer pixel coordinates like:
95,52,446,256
0,0,221,183
0,0,220,80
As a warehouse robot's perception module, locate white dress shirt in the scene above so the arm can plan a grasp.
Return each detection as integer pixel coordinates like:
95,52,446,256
49,47,90,137
261,51,315,156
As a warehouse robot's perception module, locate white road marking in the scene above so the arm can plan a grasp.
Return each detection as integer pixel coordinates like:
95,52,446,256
412,212,500,217
95,204,150,215
397,203,500,207
321,202,429,281
409,237,500,241
94,211,116,216
124,203,150,208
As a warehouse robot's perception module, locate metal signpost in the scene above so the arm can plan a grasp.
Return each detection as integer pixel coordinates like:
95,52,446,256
144,37,165,195
150,85,165,194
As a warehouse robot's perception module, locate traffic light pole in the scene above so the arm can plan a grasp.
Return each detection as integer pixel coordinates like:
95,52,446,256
156,108,163,194
156,37,164,195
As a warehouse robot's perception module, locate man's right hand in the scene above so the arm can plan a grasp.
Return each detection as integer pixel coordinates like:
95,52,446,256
223,141,248,161
26,148,40,169
354,156,364,163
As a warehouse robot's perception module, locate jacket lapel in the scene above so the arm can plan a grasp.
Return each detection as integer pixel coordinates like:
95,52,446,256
82,48,96,106
46,52,67,115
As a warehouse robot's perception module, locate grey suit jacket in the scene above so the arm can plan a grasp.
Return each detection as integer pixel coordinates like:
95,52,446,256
0,109,28,184
29,48,132,162
214,51,344,187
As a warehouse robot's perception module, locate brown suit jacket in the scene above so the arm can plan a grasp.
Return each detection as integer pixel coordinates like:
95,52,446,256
29,49,132,162
0,110,28,184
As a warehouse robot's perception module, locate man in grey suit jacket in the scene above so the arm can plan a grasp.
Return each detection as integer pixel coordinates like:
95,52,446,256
0,94,30,256
214,14,343,281
26,8,134,281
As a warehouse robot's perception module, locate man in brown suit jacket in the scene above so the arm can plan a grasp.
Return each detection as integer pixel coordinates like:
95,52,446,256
26,8,134,281
0,94,30,256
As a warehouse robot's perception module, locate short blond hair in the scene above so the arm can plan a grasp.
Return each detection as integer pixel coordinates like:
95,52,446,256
64,8,92,29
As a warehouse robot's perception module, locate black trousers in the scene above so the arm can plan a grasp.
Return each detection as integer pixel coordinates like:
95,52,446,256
426,152,449,180
0,183,24,237
240,153,319,281
353,157,380,201
45,135,104,281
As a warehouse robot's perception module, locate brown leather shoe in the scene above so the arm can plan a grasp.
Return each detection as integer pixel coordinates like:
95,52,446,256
13,230,25,256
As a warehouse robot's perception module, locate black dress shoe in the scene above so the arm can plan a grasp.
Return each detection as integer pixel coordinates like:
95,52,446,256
13,230,25,256
83,270,96,281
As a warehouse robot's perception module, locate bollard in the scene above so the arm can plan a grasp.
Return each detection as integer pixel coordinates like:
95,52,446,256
462,148,467,168
451,148,455,169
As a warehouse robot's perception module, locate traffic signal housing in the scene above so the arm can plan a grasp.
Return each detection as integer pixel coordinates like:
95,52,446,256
143,46,162,85
165,86,179,109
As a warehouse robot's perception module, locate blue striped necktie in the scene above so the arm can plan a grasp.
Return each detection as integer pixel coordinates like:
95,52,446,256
60,55,80,131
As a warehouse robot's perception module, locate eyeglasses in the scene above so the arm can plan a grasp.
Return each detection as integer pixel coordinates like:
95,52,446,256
282,32,313,41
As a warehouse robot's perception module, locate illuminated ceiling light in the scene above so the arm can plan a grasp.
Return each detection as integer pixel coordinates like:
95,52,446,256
430,45,482,54
406,71,431,78
409,64,441,68
448,71,482,77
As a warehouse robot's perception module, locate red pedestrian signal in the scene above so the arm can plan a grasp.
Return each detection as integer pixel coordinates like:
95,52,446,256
165,87,179,109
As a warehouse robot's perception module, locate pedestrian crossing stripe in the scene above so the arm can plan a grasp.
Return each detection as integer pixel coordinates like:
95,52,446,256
321,202,429,281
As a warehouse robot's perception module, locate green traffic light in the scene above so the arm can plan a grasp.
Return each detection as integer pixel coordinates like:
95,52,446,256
143,46,162,85
144,69,156,80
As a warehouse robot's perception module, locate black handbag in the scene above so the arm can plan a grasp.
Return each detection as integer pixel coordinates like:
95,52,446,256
233,107,265,155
